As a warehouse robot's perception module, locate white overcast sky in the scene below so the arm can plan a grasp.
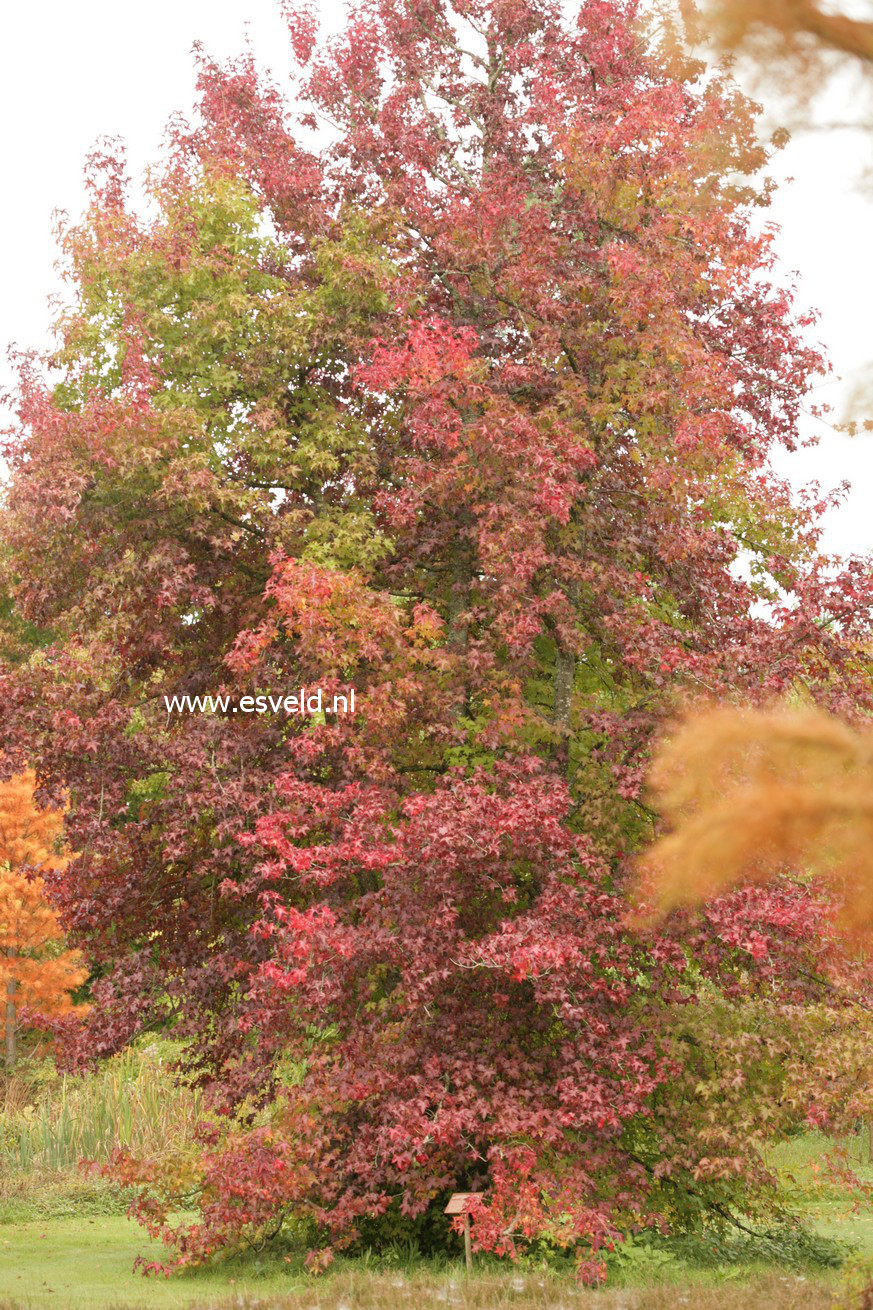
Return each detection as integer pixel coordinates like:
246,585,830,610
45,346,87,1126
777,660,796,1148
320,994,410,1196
2,1,871,556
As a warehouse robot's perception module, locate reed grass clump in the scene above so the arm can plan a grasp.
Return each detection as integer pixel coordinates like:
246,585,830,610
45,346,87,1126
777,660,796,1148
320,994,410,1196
0,1043,201,1173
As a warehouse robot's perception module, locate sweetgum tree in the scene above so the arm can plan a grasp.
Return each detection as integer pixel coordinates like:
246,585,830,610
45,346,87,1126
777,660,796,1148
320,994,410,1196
3,0,872,1279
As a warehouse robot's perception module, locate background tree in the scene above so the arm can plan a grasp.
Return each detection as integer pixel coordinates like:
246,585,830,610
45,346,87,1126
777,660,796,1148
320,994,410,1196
0,771,85,1070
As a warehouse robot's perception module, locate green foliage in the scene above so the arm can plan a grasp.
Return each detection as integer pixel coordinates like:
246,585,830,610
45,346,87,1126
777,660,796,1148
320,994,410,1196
0,1174,133,1224
604,1234,681,1281
660,1226,849,1272
351,1199,462,1259
0,589,53,665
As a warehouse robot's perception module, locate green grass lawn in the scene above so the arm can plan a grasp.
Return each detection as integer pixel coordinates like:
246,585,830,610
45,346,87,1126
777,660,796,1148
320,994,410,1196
769,1129,873,1261
0,1215,310,1308
0,1210,864,1310
0,1219,847,1310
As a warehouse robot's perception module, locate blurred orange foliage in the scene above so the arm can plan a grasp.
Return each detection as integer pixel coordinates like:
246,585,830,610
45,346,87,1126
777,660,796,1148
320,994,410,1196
636,705,873,941
707,0,873,66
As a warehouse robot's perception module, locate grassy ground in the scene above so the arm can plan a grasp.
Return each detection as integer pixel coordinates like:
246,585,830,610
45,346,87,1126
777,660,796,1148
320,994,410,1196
0,1220,848,1310
0,1215,321,1309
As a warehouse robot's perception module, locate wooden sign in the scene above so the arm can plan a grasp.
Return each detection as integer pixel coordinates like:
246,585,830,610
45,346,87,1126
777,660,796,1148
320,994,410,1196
444,1192,480,1215
444,1192,482,1273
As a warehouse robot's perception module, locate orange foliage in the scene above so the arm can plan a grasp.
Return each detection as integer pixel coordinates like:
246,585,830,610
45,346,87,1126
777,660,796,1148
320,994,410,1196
0,771,88,1052
0,768,66,874
707,0,873,66
636,705,873,941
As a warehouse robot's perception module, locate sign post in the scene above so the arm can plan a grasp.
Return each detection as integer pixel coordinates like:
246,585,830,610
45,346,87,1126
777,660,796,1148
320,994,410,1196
444,1192,481,1275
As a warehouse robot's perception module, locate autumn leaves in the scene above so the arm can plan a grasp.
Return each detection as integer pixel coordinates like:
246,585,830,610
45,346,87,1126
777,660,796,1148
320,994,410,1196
0,772,87,1070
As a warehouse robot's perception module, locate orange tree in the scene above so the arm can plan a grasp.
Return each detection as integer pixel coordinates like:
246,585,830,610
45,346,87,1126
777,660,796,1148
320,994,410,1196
0,770,86,1070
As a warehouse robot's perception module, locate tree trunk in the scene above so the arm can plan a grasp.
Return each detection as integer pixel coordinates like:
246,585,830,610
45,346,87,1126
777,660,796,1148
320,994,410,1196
553,580,579,731
447,549,470,652
447,539,473,721
553,646,575,729
5,977,17,1073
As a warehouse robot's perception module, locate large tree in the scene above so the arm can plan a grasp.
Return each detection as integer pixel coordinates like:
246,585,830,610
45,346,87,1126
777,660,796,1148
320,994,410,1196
2,0,871,1278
